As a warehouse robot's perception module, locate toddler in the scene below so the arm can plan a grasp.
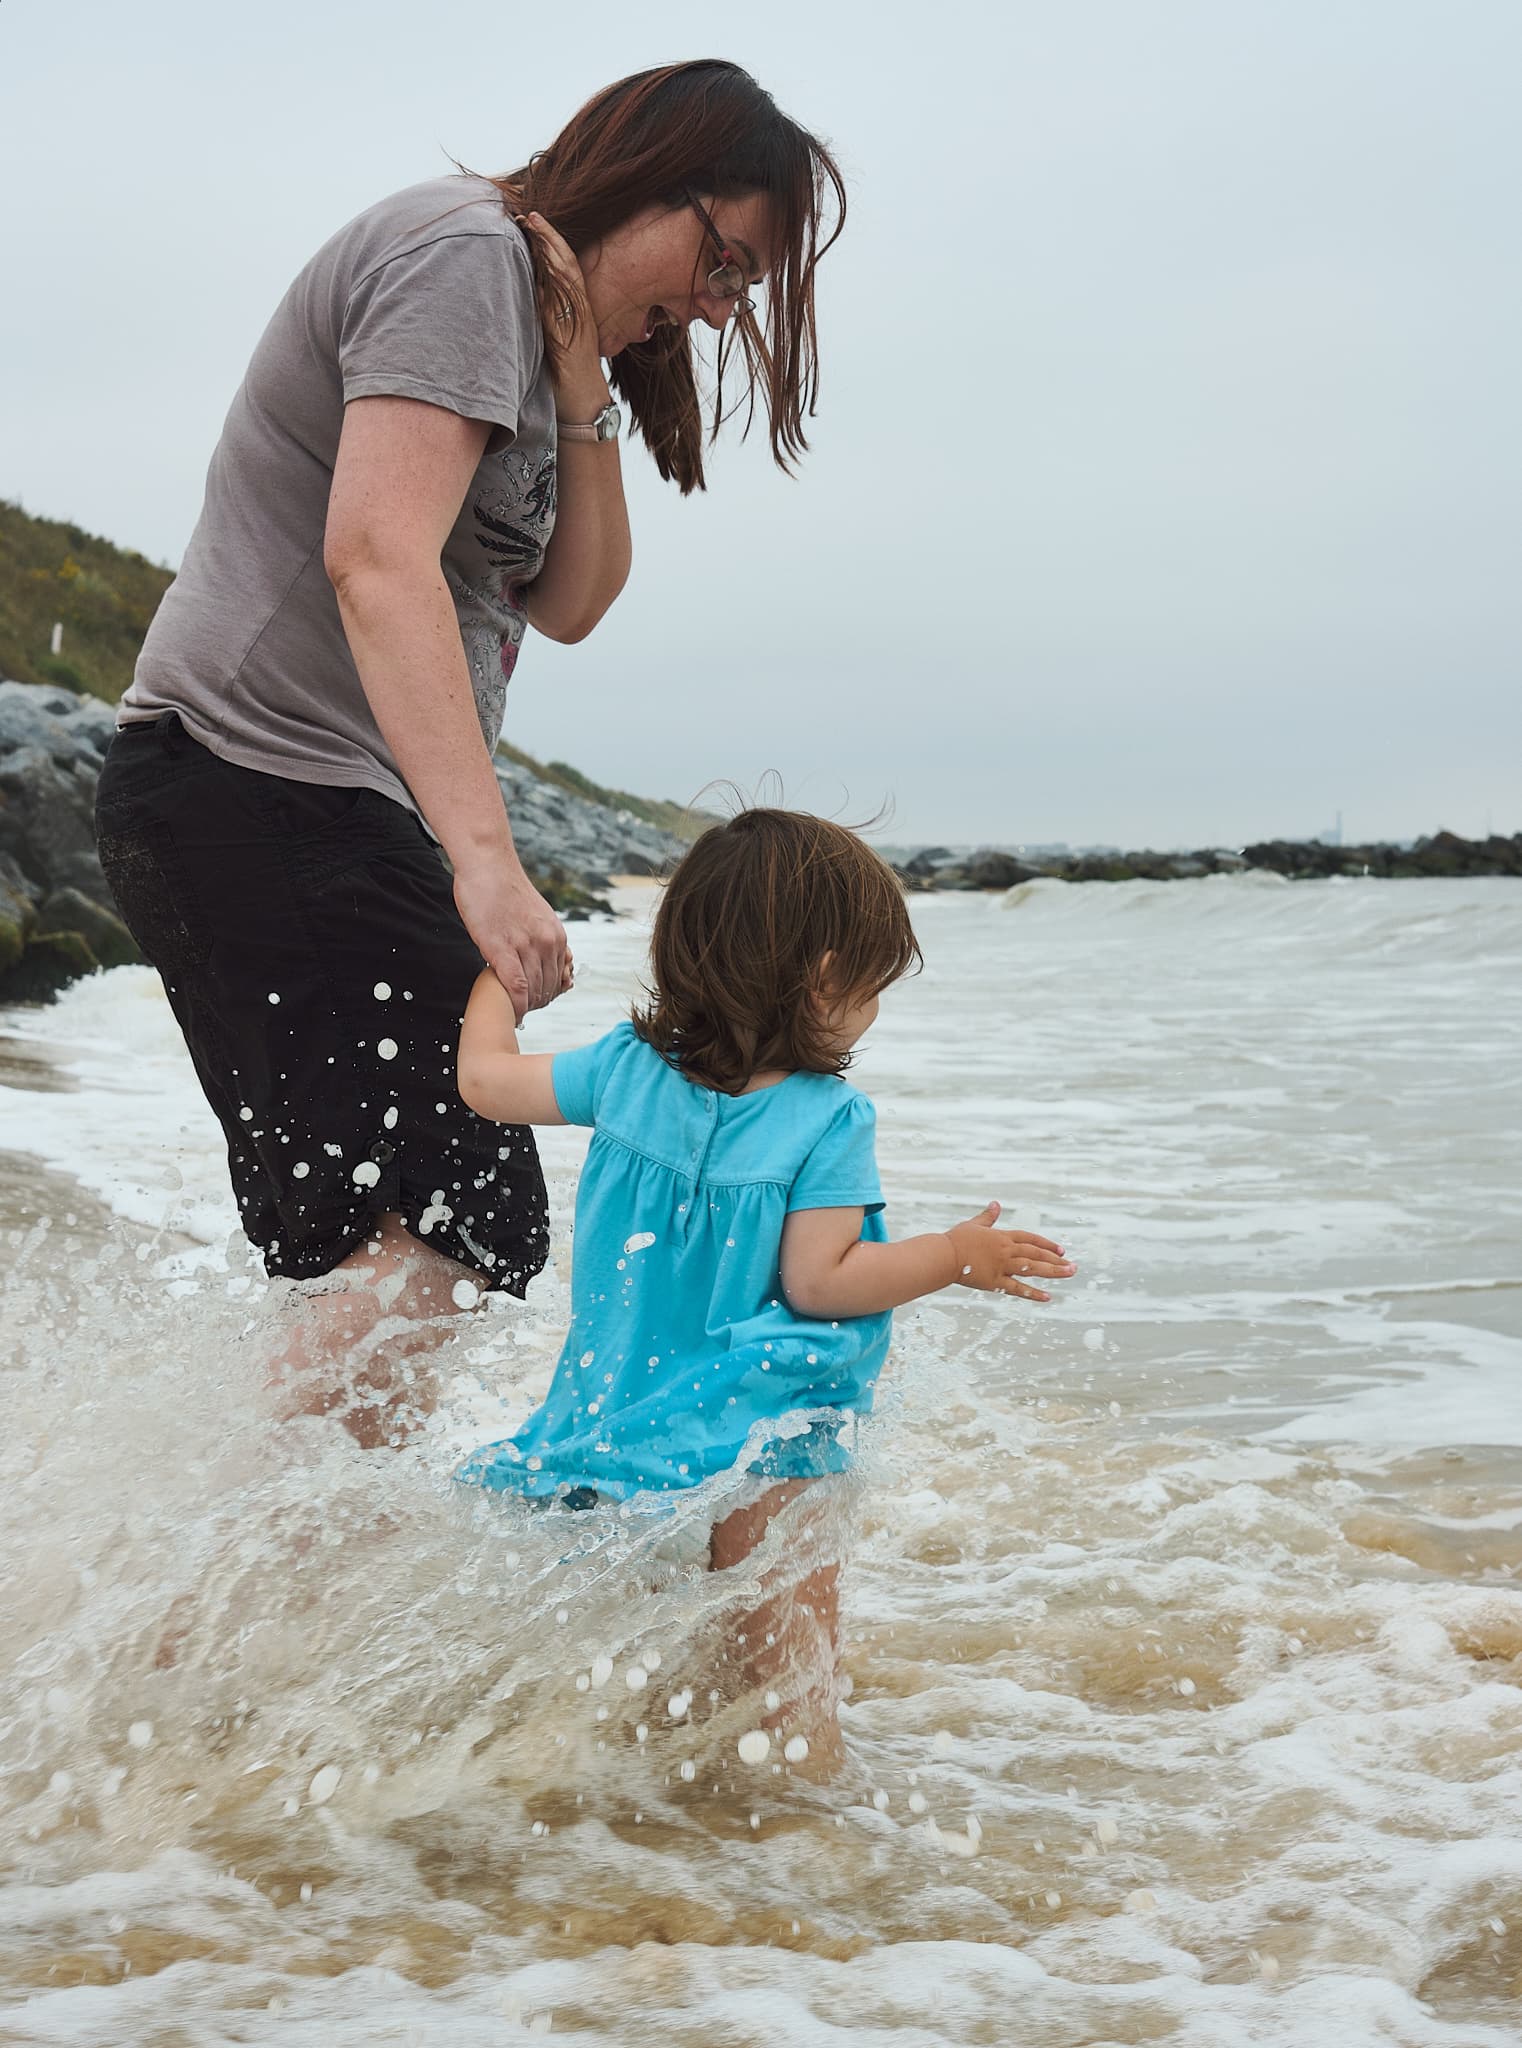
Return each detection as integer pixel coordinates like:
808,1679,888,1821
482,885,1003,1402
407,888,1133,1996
454,809,1074,1745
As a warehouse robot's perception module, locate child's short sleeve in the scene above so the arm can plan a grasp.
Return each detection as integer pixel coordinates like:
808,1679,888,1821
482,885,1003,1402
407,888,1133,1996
551,1021,637,1127
787,1093,885,1215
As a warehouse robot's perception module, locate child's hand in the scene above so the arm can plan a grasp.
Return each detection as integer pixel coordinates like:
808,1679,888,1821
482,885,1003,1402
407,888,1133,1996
945,1201,1076,1302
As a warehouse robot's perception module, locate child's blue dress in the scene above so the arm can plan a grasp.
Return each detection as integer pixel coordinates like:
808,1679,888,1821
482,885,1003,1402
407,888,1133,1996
456,1021,891,1503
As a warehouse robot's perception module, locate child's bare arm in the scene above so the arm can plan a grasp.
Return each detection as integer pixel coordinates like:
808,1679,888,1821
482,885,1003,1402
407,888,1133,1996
457,967,568,1125
780,1200,1075,1320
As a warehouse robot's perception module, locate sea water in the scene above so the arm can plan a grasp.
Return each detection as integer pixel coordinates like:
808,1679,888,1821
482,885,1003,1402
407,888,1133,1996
1,875,1519,2045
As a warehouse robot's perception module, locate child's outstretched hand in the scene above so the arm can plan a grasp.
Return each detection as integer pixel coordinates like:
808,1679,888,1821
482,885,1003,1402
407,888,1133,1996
945,1201,1076,1302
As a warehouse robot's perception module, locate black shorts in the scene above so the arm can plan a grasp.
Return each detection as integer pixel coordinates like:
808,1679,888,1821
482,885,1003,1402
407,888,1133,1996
93,712,548,1293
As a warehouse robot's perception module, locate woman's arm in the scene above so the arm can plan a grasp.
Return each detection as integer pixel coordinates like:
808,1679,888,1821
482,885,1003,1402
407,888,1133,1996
324,394,568,1025
457,967,568,1124
513,210,632,645
526,429,632,644
781,1201,1075,1319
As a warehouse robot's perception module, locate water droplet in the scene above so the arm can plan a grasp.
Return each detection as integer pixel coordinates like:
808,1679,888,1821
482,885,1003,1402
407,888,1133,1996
451,1279,480,1310
308,1765,342,1805
590,1655,614,1687
784,1735,809,1763
351,1161,381,1188
377,1037,399,1060
267,992,280,1005
292,1161,310,1179
373,981,392,1000
737,1730,771,1764
624,1665,649,1691
1083,1328,1105,1352
127,1720,153,1749
679,1759,697,1781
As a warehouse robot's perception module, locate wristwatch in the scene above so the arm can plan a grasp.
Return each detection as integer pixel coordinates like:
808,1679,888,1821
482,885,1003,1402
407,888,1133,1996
557,401,622,443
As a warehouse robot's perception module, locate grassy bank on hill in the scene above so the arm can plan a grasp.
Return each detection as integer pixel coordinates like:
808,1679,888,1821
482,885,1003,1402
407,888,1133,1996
0,499,173,704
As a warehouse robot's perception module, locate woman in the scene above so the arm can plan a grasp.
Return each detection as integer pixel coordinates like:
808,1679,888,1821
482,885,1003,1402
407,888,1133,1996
94,60,845,1443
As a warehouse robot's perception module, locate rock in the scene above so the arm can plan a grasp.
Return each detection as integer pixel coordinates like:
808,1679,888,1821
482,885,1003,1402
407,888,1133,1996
35,888,140,969
0,678,116,768
528,866,615,922
493,758,686,883
2,928,96,1003
0,685,131,1001
902,846,958,878
964,850,1044,890
0,743,105,899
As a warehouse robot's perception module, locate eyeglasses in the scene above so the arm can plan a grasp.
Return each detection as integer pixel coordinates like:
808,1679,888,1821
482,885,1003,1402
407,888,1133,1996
685,189,757,314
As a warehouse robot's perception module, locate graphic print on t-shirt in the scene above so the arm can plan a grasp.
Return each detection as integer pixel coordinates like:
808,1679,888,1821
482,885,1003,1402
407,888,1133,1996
457,440,558,744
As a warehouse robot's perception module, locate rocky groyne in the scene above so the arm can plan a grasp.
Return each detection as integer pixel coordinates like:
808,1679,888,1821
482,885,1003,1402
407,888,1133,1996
897,831,1522,891
0,680,688,1006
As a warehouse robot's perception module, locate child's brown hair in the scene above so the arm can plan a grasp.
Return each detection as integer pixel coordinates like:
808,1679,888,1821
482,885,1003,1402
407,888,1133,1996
632,808,921,1093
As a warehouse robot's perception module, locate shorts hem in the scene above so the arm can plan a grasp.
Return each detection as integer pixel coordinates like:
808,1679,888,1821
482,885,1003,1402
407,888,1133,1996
259,1214,541,1298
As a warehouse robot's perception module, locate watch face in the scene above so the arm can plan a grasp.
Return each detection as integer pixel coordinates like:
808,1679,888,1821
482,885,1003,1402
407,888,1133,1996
596,403,622,440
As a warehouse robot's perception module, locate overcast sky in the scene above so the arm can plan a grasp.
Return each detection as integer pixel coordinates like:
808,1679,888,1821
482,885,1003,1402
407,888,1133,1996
3,1,1518,847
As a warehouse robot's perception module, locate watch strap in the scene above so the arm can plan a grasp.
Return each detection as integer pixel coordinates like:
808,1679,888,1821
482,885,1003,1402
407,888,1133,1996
558,400,620,443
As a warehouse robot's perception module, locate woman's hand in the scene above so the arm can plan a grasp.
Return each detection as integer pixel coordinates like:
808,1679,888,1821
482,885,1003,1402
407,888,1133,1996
452,855,570,1026
945,1201,1077,1302
514,210,609,414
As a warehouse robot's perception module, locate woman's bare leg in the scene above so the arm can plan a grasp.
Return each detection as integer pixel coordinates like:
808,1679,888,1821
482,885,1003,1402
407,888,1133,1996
709,1478,846,1767
264,1212,475,1449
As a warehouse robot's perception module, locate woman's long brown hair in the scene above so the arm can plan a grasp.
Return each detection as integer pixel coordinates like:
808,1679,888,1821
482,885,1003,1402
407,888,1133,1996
489,60,846,494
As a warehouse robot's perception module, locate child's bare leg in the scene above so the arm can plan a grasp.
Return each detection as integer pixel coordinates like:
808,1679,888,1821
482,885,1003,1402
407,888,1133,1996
264,1212,470,1449
709,1478,845,1766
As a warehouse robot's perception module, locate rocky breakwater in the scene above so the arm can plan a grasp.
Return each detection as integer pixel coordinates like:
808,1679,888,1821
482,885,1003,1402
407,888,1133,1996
0,679,139,1002
491,755,686,910
898,832,1522,891
0,679,690,1007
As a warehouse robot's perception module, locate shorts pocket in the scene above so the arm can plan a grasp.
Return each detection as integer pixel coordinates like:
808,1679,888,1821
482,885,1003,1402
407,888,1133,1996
276,785,428,890
95,804,214,987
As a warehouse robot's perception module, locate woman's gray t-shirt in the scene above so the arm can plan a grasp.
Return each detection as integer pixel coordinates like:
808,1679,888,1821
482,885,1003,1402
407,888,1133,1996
122,175,556,816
